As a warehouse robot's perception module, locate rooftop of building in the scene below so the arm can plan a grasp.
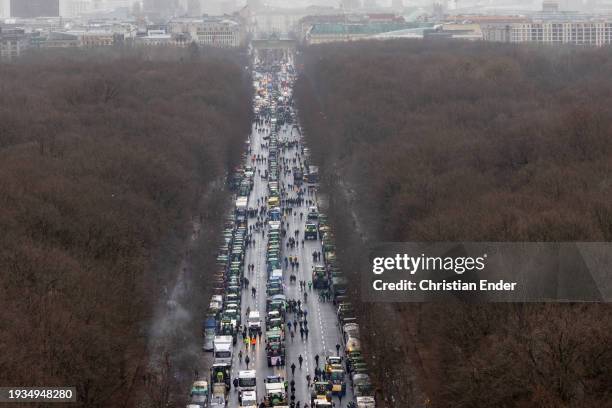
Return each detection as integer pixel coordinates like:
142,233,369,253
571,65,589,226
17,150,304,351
309,21,428,35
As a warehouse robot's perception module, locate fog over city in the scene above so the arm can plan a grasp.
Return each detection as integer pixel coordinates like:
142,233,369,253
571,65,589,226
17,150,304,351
2,0,612,406
1,0,607,21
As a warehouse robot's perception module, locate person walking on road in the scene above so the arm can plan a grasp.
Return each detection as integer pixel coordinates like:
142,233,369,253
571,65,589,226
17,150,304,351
336,343,341,356
291,363,296,376
298,354,304,369
290,331,295,342
245,355,250,369
314,354,319,367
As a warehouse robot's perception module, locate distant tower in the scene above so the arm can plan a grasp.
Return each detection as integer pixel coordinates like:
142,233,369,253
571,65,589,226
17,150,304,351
0,0,10,18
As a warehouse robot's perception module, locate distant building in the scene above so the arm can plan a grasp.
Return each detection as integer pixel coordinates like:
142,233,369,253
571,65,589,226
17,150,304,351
306,20,416,44
40,31,80,47
297,14,345,41
513,21,612,45
424,23,483,40
168,17,245,47
135,28,173,45
60,0,92,17
481,24,513,42
10,0,60,17
80,30,115,46
0,0,10,18
542,0,560,12
0,27,32,59
251,6,336,37
481,20,612,46
301,13,411,44
195,18,242,47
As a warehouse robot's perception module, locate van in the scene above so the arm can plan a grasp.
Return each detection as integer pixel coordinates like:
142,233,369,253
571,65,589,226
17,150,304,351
248,311,261,331
240,390,257,408
213,336,233,364
269,269,283,280
238,369,257,393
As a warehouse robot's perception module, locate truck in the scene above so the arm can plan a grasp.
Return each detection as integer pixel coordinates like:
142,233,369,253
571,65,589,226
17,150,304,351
311,382,332,406
265,329,285,366
331,276,348,301
213,336,233,364
293,167,303,185
190,380,209,407
305,223,318,240
356,396,376,408
240,390,257,408
248,311,262,332
210,362,231,391
236,197,248,224
305,165,319,184
328,369,346,396
307,206,319,222
268,269,283,281
264,382,287,406
202,317,217,351
209,383,227,408
351,373,373,397
312,265,328,289
269,207,281,221
238,370,257,394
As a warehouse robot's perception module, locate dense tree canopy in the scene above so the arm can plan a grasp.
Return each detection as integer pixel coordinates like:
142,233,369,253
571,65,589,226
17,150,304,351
295,40,612,407
0,51,251,407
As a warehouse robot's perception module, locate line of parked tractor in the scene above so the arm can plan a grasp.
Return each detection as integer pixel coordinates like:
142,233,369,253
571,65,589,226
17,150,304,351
186,56,376,408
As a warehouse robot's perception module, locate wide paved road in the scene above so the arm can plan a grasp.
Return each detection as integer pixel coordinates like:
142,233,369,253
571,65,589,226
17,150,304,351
227,116,353,407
